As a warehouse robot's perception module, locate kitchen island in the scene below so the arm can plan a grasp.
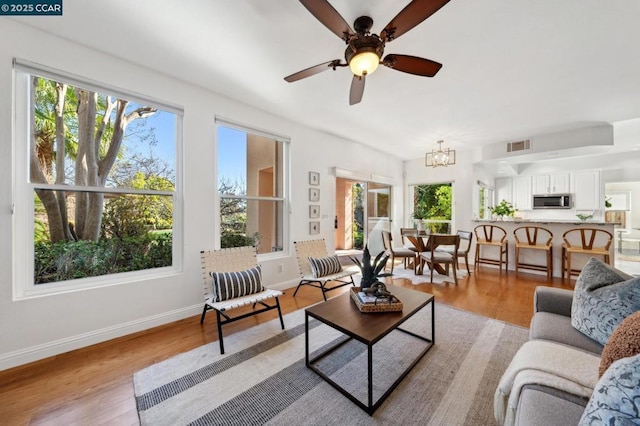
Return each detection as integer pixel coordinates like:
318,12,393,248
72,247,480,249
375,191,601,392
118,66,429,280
472,219,615,279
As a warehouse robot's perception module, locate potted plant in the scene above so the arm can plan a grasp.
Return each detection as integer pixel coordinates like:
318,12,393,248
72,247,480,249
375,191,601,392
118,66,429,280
350,245,392,289
411,205,429,230
489,199,516,220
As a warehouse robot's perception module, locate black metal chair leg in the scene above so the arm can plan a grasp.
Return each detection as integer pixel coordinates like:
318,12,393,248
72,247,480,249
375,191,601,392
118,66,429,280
200,306,208,324
216,310,225,354
293,281,304,296
276,297,285,330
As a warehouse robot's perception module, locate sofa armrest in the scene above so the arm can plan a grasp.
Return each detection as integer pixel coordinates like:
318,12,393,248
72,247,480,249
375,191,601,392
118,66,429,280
534,286,574,317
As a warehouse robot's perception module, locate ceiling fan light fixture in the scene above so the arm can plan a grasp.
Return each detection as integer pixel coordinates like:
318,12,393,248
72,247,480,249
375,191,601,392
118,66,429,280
426,140,456,167
349,50,380,76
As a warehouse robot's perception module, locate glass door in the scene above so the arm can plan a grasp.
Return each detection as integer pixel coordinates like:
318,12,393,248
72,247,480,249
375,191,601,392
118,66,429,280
335,178,391,253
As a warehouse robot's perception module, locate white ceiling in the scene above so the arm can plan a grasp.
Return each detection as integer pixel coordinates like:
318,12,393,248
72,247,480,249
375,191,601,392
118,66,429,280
14,0,640,160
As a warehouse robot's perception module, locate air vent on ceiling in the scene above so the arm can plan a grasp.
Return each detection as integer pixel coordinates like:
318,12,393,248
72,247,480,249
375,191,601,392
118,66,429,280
506,139,531,152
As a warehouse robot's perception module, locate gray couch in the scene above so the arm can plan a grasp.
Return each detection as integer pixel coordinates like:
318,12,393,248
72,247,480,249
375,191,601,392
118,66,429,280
513,286,604,425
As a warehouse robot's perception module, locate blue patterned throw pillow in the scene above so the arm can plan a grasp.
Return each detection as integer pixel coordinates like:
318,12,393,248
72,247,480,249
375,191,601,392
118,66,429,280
308,255,343,278
579,353,640,425
210,266,264,302
571,258,640,346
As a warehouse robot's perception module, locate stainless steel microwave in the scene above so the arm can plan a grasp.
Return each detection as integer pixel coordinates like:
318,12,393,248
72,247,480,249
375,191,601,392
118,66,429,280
532,194,572,209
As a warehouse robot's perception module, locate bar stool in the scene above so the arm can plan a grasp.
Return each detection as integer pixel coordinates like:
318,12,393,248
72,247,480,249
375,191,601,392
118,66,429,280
561,228,613,281
513,226,553,279
474,225,508,272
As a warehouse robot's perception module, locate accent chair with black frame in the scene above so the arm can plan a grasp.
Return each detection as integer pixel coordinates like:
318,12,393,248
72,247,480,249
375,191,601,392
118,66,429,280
293,239,356,301
200,246,284,354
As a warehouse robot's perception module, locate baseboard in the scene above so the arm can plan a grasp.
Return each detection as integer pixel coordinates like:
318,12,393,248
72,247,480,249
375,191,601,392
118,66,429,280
1,278,306,372
269,278,300,292
0,303,202,372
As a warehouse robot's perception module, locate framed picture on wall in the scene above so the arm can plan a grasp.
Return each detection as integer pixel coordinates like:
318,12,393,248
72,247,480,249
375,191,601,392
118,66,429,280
309,204,320,219
309,171,320,186
309,221,320,235
309,188,320,202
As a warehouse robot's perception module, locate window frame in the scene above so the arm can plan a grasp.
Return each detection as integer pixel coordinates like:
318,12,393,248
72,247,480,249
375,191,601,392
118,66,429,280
215,118,290,260
12,59,184,300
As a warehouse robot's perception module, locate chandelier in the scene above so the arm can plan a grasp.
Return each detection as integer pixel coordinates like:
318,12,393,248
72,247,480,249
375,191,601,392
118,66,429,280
425,140,456,167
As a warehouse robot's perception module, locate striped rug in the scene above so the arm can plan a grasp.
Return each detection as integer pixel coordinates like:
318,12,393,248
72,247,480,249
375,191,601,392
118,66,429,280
134,302,527,425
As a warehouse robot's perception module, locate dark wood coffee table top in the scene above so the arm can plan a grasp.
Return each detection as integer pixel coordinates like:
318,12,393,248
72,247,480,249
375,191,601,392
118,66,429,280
305,284,434,345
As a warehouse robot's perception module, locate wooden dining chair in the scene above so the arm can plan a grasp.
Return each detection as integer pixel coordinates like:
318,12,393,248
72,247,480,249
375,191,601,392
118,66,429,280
436,230,473,274
381,230,416,273
474,225,509,272
420,234,461,284
513,226,553,279
561,228,613,281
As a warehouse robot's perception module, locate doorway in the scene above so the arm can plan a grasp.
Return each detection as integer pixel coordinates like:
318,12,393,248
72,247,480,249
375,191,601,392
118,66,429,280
334,178,391,254
605,181,640,276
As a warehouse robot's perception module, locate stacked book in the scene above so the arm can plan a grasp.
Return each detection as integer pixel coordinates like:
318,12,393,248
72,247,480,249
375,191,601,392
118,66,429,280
357,291,395,305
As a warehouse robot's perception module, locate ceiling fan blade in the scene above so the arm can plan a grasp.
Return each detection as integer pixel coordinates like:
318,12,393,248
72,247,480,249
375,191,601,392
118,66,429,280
284,60,341,82
383,54,442,77
349,75,365,105
381,0,450,41
300,0,353,41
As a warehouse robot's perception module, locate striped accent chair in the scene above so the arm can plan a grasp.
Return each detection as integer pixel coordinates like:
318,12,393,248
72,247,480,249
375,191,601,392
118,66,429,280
200,246,284,354
293,239,356,301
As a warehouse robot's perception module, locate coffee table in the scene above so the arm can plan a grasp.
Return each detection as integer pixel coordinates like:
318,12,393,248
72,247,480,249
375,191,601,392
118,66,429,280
305,285,434,415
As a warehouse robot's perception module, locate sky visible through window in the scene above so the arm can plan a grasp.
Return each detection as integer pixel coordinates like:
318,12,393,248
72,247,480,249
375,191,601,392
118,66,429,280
217,126,247,188
124,108,176,173
128,120,247,189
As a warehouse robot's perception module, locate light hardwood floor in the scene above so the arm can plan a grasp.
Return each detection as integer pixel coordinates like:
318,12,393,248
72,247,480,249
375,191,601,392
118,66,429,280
0,267,573,425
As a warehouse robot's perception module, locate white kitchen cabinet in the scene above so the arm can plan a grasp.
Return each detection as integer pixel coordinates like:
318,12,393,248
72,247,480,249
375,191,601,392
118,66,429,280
513,176,532,210
532,173,570,194
571,170,601,210
495,178,513,205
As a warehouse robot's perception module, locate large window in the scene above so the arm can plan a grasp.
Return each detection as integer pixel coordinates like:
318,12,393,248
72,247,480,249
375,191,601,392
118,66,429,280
216,122,288,256
13,61,182,297
409,183,453,233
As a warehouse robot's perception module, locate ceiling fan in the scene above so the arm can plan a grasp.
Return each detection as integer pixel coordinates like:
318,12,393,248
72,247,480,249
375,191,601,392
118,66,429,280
284,0,450,105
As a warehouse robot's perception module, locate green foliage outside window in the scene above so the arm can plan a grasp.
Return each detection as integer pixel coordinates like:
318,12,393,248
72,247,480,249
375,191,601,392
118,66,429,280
413,183,452,233
29,75,175,284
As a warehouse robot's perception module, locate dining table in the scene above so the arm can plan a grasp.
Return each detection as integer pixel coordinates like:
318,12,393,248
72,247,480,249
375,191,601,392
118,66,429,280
406,234,449,276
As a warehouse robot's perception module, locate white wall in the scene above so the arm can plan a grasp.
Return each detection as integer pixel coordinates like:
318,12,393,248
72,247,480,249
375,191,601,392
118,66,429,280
0,21,404,370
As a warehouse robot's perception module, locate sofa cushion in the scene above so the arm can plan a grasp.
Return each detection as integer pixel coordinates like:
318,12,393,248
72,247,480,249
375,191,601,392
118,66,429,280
571,257,640,346
579,353,640,425
307,255,342,278
599,311,640,377
210,266,264,302
516,385,587,426
530,312,603,355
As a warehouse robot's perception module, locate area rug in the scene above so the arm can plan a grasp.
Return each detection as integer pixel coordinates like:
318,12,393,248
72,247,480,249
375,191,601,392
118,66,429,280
389,265,469,285
134,302,527,425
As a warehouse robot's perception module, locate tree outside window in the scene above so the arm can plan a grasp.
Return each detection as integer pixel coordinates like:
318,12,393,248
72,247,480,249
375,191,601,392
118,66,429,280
23,71,178,285
411,183,452,233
